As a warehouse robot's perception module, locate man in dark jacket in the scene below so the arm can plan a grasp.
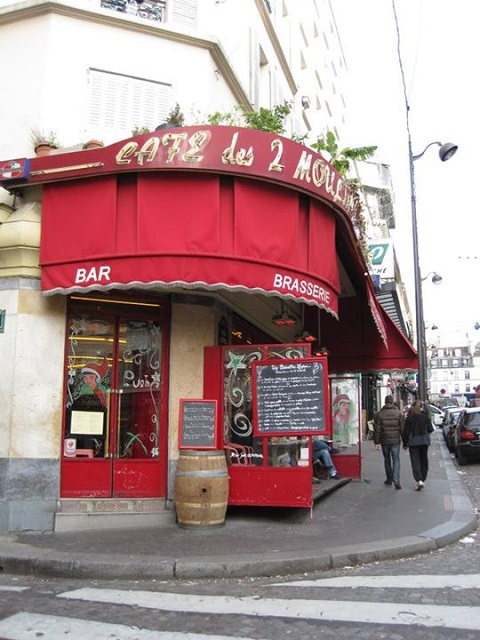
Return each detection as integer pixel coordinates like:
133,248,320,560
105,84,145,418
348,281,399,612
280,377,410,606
373,395,405,489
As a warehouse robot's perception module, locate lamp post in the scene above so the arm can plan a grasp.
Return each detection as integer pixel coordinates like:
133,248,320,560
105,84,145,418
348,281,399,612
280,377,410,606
409,141,457,402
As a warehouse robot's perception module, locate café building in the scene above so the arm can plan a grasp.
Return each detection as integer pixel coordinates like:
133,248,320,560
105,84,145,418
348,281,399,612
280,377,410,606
0,126,417,532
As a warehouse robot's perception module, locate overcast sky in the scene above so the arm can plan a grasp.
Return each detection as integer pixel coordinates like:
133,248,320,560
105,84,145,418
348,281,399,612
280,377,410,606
331,0,478,344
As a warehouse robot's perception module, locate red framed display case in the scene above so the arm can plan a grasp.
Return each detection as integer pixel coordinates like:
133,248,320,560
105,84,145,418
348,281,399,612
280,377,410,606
204,344,334,507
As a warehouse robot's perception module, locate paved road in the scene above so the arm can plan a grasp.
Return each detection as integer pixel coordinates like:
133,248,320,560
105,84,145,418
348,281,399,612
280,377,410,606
0,439,479,639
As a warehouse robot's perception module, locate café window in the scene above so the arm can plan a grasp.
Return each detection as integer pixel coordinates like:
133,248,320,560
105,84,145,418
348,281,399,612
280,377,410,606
222,343,311,466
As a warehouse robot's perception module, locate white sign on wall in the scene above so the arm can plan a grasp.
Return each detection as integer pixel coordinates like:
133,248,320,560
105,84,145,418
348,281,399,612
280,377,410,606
369,240,395,279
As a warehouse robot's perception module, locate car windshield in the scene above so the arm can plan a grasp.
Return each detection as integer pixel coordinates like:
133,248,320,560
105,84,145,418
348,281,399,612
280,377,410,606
464,413,480,428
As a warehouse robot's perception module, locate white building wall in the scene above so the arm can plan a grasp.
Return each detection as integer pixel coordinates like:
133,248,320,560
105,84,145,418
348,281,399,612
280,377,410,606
0,0,347,161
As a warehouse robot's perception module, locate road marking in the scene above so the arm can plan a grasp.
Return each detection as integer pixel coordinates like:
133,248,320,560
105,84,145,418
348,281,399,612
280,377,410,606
59,587,480,630
0,612,264,640
0,586,29,592
273,574,480,589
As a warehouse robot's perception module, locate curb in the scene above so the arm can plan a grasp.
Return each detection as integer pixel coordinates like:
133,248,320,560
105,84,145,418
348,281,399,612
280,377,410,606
1,510,477,581
0,434,477,581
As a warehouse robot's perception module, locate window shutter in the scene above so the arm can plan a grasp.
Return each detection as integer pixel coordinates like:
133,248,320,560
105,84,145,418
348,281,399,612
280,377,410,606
171,0,198,29
87,69,172,138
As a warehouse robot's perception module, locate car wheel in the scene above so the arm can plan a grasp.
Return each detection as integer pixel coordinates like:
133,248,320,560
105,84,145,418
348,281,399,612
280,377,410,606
457,449,468,466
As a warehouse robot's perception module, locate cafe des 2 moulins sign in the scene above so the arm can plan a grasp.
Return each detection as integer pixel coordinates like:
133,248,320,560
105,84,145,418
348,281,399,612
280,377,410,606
1,126,358,217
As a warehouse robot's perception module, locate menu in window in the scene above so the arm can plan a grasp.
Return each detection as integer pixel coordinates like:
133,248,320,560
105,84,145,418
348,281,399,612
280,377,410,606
70,410,105,436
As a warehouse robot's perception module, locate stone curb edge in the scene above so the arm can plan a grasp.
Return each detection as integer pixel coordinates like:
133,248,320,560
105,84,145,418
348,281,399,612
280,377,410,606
0,512,477,581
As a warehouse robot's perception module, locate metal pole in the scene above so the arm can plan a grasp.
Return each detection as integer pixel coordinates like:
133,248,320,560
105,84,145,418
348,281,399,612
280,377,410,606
408,138,427,402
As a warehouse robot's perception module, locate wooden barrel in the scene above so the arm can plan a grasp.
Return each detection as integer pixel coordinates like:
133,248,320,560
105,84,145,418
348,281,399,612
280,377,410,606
174,450,229,528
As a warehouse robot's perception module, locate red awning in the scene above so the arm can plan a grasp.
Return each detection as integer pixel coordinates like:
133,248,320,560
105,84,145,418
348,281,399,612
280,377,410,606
39,174,340,316
322,295,417,372
20,127,399,348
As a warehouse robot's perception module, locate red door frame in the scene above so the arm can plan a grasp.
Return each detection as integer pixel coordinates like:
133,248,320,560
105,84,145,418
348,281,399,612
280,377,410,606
60,294,170,499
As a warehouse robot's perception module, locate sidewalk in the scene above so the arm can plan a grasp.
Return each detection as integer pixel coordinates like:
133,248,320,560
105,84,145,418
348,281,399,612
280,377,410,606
0,431,477,581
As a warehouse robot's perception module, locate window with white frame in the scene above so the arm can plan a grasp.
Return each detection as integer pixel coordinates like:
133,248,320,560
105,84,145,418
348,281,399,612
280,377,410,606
86,68,173,140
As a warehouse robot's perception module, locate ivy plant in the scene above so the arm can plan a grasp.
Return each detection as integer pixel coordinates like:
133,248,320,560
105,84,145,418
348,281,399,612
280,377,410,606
205,102,292,134
311,130,377,178
241,101,292,134
312,131,378,263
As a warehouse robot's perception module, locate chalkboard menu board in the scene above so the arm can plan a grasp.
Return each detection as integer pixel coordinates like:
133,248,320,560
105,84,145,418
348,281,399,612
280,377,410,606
253,358,328,436
178,399,218,449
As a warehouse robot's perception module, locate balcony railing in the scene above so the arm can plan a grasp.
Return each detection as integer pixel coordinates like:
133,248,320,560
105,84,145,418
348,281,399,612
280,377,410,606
100,0,166,23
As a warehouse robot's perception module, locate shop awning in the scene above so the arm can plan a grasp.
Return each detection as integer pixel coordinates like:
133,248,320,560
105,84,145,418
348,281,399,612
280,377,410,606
322,293,418,373
39,174,340,318
0,127,400,347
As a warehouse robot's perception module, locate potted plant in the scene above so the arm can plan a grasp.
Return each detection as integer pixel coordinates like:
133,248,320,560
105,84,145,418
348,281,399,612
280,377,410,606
83,139,104,150
30,128,61,157
155,103,185,130
131,126,151,136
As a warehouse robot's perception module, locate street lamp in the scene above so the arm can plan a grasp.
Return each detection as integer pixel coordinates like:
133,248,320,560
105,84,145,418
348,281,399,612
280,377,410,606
409,141,457,402
421,271,443,285
412,141,458,162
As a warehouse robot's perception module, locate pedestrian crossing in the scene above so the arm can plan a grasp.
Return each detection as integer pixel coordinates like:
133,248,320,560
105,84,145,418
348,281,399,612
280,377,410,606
57,584,480,630
0,613,248,640
273,573,480,589
0,574,479,638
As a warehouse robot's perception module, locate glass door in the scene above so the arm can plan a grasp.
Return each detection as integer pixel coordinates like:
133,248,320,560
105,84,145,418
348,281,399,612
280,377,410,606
113,318,163,496
61,297,168,498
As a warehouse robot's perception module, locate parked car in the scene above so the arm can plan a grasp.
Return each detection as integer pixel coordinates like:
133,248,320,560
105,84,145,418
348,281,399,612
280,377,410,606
433,397,460,410
454,407,480,465
442,407,463,452
427,403,445,428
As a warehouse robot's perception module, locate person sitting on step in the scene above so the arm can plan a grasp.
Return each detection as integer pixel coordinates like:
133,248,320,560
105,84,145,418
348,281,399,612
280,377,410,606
312,437,341,480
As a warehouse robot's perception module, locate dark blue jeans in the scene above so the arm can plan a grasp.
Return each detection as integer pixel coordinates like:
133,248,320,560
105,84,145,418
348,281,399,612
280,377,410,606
381,443,401,483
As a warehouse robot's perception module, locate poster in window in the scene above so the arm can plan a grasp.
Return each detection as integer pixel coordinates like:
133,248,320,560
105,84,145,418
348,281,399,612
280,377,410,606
70,410,105,436
330,374,362,449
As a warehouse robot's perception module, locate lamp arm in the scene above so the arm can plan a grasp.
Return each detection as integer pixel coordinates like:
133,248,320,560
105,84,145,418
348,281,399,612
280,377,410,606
412,141,442,162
